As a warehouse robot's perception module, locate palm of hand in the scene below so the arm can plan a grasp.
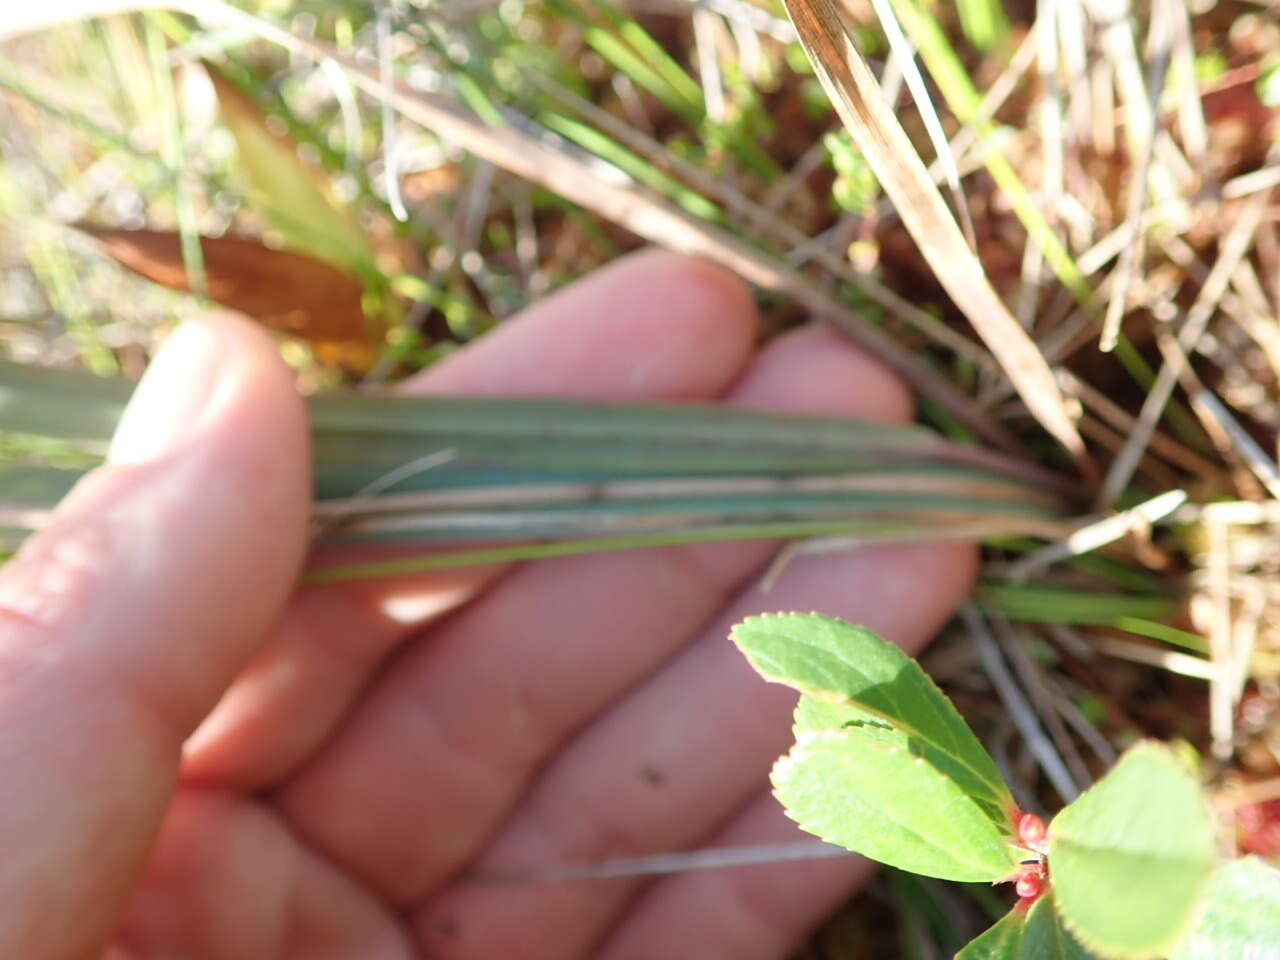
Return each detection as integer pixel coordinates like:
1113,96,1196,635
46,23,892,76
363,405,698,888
0,253,972,960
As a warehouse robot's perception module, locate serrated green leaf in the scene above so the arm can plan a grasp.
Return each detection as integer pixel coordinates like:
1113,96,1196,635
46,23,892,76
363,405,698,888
1048,742,1217,959
1171,856,1280,959
733,613,1011,812
771,727,1018,882
792,692,1009,827
957,893,1099,959
793,692,883,733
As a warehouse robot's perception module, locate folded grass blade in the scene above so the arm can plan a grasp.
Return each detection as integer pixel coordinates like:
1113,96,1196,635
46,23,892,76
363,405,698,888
0,361,1070,580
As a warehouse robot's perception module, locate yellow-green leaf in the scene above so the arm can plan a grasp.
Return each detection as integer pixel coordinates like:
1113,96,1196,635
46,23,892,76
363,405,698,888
205,64,375,277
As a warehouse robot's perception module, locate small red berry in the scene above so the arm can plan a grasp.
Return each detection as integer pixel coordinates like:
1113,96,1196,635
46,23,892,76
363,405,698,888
1016,812,1048,853
1013,860,1048,903
1013,880,1044,901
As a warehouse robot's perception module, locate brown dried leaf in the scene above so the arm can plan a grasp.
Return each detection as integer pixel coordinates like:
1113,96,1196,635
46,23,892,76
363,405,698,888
78,225,373,349
782,0,1091,470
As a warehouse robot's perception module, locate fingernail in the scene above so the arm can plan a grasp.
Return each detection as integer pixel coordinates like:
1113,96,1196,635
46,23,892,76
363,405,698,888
109,321,227,465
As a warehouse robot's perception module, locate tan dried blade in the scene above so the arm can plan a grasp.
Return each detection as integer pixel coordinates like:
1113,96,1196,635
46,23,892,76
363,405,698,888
783,0,1089,469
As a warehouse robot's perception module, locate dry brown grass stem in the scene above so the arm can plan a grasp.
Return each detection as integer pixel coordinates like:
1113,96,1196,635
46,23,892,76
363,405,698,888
1026,0,1071,330
1058,370,1226,483
781,0,1091,471
963,605,1080,803
1224,165,1280,199
1166,0,1208,168
471,840,849,884
1047,679,1118,767
862,0,977,247
1077,416,1183,490
1093,636,1218,681
1162,333,1270,502
1158,235,1280,381
521,68,999,372
997,624,1095,789
1098,0,1171,352
1205,515,1235,757
924,26,1037,188
1099,189,1272,505
1191,390,1280,500
1081,0,1150,160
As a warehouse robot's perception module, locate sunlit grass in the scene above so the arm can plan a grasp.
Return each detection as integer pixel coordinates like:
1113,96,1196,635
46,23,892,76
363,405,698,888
2,0,1279,952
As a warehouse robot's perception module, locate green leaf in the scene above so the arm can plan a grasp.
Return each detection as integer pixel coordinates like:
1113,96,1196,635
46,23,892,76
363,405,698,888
770,727,1018,882
791,691,1009,827
732,613,1012,812
1171,856,1280,959
1049,742,1218,959
957,894,1098,959
792,692,882,733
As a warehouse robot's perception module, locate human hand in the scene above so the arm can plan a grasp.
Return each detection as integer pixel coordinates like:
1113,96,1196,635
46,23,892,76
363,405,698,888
0,250,975,960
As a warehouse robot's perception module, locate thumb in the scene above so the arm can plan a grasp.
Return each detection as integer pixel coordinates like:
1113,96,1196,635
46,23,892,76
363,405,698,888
0,316,309,958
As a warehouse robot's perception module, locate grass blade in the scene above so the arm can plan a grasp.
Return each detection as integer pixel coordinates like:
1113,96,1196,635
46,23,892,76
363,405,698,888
0,362,1070,581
